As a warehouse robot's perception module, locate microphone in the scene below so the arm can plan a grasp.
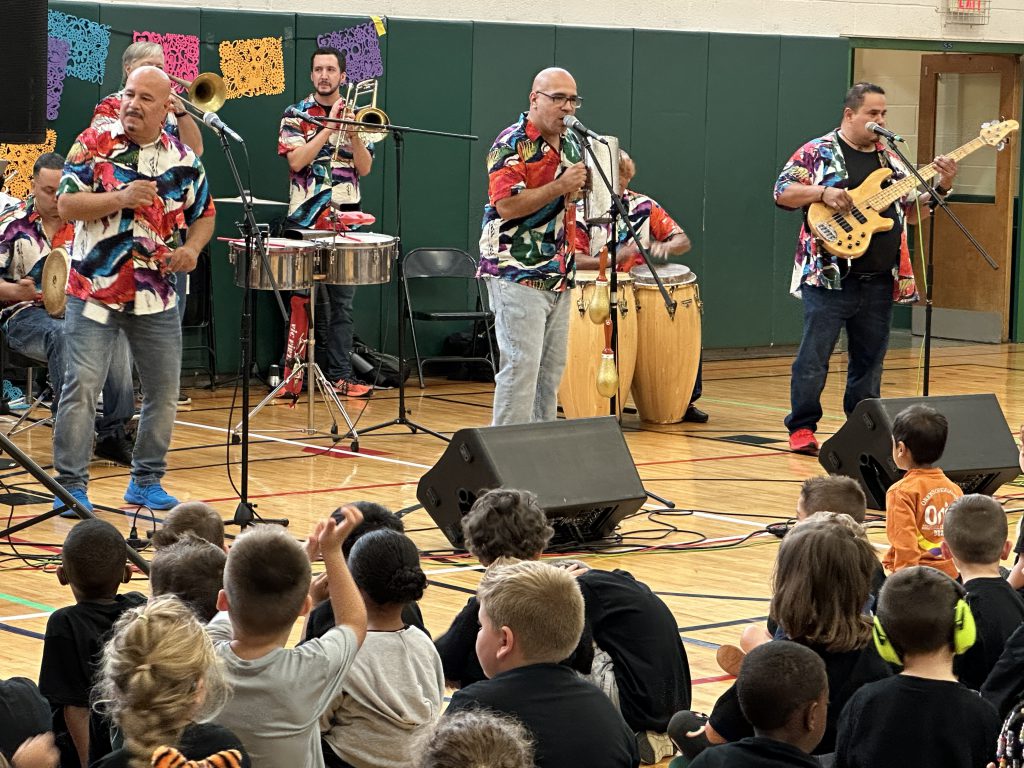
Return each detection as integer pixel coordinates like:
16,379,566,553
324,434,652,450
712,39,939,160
563,115,609,145
285,106,329,129
865,121,904,143
203,112,244,143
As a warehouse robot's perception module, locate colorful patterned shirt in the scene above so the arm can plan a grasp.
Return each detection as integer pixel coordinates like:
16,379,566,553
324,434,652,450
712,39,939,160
774,129,918,303
278,94,375,228
478,113,582,292
92,92,181,139
575,189,686,271
59,120,215,315
0,197,74,290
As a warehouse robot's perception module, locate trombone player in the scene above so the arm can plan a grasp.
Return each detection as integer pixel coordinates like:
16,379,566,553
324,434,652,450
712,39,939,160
277,46,374,398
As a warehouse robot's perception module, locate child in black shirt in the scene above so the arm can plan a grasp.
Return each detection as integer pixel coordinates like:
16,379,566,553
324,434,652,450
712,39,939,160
943,494,1024,689
835,566,1000,768
37,519,145,768
690,642,827,768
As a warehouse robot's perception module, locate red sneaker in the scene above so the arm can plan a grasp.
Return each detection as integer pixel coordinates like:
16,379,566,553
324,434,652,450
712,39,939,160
788,428,819,455
334,378,373,398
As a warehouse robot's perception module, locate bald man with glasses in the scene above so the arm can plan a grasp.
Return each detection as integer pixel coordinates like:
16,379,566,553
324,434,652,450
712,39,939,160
478,67,587,426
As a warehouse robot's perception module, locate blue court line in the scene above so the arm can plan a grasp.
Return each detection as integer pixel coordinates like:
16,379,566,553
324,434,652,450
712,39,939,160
657,591,771,602
427,580,476,595
679,616,769,633
0,622,44,640
680,636,721,650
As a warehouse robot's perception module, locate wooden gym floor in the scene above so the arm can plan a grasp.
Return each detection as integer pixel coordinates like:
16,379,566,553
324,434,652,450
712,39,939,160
1,336,1023,749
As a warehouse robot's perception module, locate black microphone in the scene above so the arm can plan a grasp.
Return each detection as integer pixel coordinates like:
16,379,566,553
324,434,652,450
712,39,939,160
285,106,329,129
563,115,609,145
203,111,244,143
865,121,904,144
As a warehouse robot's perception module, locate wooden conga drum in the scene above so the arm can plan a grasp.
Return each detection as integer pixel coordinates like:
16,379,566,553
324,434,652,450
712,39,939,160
630,264,702,424
558,271,637,419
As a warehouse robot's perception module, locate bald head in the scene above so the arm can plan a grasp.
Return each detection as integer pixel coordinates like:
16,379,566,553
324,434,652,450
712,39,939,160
121,66,173,144
528,67,579,141
532,67,575,93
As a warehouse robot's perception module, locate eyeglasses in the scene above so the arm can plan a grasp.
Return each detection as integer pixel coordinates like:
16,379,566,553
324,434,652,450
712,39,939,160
535,91,583,109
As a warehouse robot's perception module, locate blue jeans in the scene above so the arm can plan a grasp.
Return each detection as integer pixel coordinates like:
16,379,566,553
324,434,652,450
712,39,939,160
5,306,133,437
785,275,894,434
487,278,571,426
313,283,356,381
53,298,181,491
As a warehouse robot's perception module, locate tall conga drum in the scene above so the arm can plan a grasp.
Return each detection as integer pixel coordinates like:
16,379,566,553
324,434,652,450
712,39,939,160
558,271,637,419
630,264,702,424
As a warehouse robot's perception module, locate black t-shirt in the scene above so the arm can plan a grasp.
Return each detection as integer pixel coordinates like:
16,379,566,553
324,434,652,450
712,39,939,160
0,677,50,761
302,598,428,644
690,737,820,768
981,620,1024,717
709,640,892,754
954,576,1024,690
92,722,250,768
38,592,147,766
835,675,1000,768
577,568,691,732
434,595,594,689
446,663,639,768
835,136,902,275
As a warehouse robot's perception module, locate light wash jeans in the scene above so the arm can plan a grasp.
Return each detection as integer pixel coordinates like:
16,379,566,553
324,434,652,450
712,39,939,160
486,278,571,426
5,306,134,438
53,298,181,492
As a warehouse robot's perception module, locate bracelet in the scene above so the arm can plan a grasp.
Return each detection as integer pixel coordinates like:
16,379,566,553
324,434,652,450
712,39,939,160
819,187,828,202
174,111,188,118
934,184,951,196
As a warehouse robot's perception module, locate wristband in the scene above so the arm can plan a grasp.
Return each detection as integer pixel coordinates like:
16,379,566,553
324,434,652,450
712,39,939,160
819,187,828,202
934,184,951,196
174,110,188,118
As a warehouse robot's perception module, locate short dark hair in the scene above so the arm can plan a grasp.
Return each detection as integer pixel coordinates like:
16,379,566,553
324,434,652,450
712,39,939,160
799,476,867,523
33,152,65,177
311,46,346,73
61,519,127,600
150,533,227,622
349,529,426,606
876,565,965,657
332,501,404,559
892,404,949,466
944,494,1007,565
462,489,554,566
152,501,225,550
737,641,827,731
845,82,885,111
223,525,310,636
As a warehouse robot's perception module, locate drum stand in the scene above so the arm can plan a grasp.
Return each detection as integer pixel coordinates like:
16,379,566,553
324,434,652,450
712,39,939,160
231,278,359,449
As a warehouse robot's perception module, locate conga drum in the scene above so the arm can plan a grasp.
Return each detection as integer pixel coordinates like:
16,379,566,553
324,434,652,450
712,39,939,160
630,264,702,424
558,271,637,419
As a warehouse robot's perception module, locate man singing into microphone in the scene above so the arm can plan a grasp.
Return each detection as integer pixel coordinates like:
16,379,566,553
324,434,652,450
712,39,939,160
774,82,956,455
478,67,586,426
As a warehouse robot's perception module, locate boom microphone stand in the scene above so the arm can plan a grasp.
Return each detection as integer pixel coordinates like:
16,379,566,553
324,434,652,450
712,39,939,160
880,137,997,395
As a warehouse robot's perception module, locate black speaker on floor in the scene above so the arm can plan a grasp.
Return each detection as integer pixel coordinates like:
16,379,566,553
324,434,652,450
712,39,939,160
0,1,47,144
819,394,1019,510
417,416,646,548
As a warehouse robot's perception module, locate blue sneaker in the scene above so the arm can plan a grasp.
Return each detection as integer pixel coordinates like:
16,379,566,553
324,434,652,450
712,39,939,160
124,481,178,510
54,487,93,519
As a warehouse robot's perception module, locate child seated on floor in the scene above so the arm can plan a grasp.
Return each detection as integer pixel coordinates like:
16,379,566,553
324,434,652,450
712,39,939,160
0,677,55,768
835,566,1000,768
445,560,639,768
690,642,828,768
942,494,1024,690
672,516,891,761
149,533,227,622
303,501,429,642
37,519,146,768
320,529,444,768
883,404,962,577
152,501,226,551
206,509,367,768
414,710,534,768
92,595,247,768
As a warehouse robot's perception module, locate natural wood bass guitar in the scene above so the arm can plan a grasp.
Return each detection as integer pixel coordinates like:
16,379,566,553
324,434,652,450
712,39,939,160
806,119,1018,259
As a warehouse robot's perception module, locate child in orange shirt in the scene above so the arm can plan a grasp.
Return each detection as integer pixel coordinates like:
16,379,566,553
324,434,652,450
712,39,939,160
883,404,962,578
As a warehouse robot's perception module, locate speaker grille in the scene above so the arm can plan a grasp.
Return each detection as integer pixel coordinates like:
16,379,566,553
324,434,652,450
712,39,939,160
0,1,48,144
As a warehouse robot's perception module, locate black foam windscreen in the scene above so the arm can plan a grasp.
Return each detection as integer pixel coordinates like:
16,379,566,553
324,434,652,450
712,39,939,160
0,1,48,144
819,395,1019,510
417,416,646,548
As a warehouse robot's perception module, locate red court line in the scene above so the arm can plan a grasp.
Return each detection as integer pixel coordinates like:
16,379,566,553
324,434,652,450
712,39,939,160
1,535,62,554
301,447,391,459
201,480,411,505
635,451,792,467
692,673,735,685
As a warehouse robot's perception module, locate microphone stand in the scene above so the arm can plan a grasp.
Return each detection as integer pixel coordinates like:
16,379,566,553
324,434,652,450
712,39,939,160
314,114,477,445
208,126,290,529
880,137,997,395
574,130,675,510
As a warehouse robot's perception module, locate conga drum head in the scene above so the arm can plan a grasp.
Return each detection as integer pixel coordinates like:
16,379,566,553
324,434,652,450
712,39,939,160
42,247,69,318
629,263,696,286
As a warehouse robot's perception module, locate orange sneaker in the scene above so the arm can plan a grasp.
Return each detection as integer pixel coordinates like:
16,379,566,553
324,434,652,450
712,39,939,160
334,378,372,398
788,428,819,455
